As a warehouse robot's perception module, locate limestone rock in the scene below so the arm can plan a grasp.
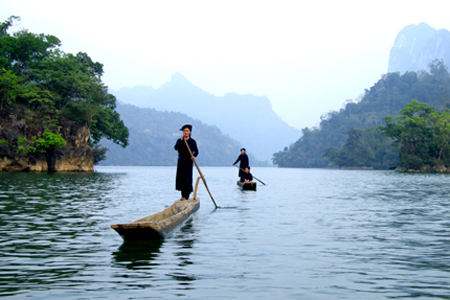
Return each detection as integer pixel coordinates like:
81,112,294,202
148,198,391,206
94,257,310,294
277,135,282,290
0,116,95,172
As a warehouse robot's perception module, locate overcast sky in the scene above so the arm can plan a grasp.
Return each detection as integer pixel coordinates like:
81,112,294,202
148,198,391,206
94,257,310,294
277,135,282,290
1,0,450,130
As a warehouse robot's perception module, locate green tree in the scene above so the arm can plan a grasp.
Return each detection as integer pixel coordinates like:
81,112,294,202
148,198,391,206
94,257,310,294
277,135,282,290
323,127,398,169
379,100,450,169
0,16,128,165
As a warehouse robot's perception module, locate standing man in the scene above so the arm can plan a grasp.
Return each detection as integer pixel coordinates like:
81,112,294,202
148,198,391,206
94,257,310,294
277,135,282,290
174,124,198,200
233,148,249,178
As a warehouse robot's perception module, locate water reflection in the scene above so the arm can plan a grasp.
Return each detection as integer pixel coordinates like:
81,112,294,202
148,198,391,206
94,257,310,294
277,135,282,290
0,171,124,297
110,218,199,287
112,240,163,269
165,219,198,286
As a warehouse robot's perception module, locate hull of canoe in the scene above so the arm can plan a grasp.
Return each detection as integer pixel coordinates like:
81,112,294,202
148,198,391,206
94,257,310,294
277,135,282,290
111,198,200,241
237,181,257,191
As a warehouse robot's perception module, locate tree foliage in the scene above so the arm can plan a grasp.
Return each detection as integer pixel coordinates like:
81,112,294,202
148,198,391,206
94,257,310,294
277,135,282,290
379,100,450,169
322,128,398,169
0,16,128,164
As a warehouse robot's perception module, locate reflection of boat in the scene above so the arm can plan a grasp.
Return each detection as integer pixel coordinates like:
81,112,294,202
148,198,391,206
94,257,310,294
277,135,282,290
111,198,200,241
237,180,257,191
112,240,163,265
111,178,201,241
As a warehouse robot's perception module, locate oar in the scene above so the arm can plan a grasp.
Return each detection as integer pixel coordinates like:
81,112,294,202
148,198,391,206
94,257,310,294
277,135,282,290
184,139,218,208
233,164,266,185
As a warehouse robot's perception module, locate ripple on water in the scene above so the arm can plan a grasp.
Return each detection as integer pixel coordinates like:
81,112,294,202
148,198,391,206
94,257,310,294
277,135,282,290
1,168,450,299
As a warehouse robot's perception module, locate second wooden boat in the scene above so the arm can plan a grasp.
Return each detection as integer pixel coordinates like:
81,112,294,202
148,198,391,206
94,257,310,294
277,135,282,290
237,180,257,191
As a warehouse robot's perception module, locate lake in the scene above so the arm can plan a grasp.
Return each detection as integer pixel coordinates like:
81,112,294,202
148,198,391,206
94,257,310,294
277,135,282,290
1,166,450,299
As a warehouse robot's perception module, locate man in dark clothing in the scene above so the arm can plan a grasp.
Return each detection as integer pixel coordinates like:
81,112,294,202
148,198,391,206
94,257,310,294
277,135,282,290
174,124,198,200
233,148,249,177
240,166,253,182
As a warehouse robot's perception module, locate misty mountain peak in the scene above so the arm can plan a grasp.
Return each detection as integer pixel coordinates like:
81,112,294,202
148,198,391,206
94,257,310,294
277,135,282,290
158,72,207,96
109,73,300,161
171,72,189,84
388,22,450,73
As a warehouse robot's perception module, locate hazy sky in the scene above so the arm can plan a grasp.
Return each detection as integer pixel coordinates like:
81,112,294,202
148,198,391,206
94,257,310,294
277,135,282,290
2,0,450,130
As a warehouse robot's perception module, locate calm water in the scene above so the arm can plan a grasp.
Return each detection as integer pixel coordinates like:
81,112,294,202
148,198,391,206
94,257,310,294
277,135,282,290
1,166,450,299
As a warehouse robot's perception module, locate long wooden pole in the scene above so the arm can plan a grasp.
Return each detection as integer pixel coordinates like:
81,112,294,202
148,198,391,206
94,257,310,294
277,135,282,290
184,139,218,208
233,164,266,185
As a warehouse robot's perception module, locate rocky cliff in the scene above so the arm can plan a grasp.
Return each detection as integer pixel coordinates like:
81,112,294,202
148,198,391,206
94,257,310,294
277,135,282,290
388,22,450,73
0,114,94,172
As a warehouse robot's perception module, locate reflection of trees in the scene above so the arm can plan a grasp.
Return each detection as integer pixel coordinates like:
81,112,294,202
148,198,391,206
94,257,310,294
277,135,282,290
0,171,122,296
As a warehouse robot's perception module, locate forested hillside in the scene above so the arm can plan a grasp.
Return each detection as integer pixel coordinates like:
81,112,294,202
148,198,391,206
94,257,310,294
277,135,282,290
111,73,300,163
273,60,450,169
99,103,263,166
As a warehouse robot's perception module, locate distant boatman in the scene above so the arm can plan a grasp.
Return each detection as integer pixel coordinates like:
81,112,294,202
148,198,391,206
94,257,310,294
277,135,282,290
174,124,198,200
233,148,249,178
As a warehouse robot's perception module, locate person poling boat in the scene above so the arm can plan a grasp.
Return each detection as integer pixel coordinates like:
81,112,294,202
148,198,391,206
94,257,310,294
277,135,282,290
110,124,217,242
174,124,198,201
232,148,249,178
177,124,218,208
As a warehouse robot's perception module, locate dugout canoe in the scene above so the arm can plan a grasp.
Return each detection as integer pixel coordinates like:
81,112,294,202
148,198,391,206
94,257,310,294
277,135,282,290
111,197,200,241
237,180,257,191
111,177,201,241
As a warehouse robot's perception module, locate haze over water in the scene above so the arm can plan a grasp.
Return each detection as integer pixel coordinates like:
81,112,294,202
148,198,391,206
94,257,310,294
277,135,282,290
1,166,450,299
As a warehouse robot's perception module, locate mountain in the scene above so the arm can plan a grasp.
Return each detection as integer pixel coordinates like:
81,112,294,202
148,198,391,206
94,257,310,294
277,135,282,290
99,103,263,166
388,22,450,73
111,73,301,163
273,59,450,168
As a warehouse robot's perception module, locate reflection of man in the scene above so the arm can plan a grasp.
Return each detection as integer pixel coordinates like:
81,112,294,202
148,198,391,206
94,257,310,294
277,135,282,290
233,148,249,177
240,166,253,183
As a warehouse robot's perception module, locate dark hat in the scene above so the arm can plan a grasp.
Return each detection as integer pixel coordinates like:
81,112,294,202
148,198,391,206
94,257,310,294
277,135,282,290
180,124,192,131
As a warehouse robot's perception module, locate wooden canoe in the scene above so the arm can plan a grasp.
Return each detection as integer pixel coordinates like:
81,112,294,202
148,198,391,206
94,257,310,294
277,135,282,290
237,180,257,191
111,198,200,241
111,177,202,241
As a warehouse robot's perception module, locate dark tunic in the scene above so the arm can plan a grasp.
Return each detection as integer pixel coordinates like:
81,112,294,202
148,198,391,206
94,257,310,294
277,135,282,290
174,138,199,193
240,172,253,182
233,154,249,177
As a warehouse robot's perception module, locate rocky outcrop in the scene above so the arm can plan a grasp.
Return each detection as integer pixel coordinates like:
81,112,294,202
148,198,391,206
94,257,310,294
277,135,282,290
0,156,48,172
0,114,94,172
0,150,94,172
48,146,94,172
395,165,450,173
